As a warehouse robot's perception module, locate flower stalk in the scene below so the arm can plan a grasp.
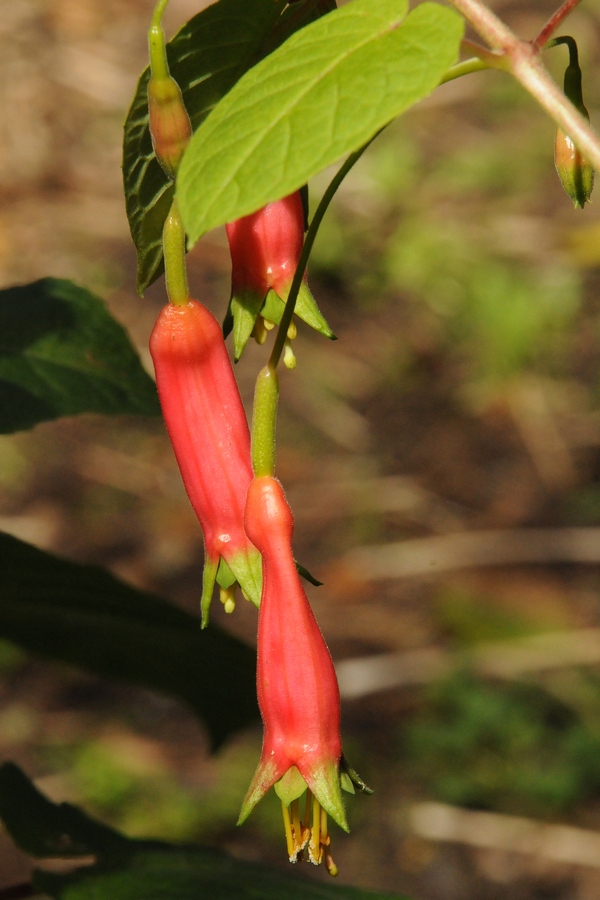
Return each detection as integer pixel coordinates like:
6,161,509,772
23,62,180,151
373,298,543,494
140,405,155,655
446,0,600,172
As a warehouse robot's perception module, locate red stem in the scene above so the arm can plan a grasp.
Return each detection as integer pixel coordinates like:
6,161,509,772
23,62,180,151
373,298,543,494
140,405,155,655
534,0,583,49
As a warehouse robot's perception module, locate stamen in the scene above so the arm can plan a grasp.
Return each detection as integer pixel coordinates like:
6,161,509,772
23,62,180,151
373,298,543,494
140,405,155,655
308,795,323,865
325,849,339,877
320,806,329,846
291,799,302,848
253,316,268,345
303,787,312,830
218,585,236,614
281,802,296,862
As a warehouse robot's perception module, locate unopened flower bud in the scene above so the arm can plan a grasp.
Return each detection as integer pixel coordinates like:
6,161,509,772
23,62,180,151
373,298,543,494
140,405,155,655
148,74,192,180
550,36,594,208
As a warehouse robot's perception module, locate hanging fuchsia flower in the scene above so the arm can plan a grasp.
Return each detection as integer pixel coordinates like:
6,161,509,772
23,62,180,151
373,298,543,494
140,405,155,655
239,475,369,874
149,299,261,624
225,191,334,360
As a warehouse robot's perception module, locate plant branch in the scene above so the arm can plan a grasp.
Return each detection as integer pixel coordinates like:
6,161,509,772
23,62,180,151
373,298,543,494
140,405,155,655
535,0,584,50
446,0,600,171
268,137,377,370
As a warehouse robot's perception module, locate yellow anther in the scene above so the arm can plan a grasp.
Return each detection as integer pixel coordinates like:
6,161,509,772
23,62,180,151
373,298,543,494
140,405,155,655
253,316,268,345
283,339,296,370
219,584,236,614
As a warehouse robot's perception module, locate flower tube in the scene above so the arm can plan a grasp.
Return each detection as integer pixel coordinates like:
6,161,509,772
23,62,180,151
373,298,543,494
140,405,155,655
150,299,261,624
239,475,369,874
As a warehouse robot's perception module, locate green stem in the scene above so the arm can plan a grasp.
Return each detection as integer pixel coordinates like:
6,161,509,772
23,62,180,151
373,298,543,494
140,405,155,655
268,139,376,371
163,199,189,306
254,36,508,468
440,57,491,84
251,366,279,477
148,0,171,80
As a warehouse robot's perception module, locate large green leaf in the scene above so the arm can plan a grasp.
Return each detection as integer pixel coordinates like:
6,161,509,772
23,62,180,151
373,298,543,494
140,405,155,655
177,0,463,244
0,532,258,749
0,279,160,433
0,766,404,900
123,0,336,294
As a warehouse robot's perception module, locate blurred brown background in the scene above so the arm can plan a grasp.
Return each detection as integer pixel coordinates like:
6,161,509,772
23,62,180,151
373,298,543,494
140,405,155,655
4,1,600,897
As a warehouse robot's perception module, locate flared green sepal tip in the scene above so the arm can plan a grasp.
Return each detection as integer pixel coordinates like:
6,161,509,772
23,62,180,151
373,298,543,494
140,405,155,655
340,755,373,795
200,553,219,628
229,290,265,361
226,546,262,608
260,286,335,341
295,282,336,340
237,756,280,826
305,760,349,833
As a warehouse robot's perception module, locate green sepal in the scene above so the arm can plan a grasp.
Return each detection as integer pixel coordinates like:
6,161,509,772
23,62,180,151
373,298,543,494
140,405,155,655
295,560,323,586
216,557,237,590
304,759,348,832
238,756,280,825
340,772,355,794
262,285,335,340
340,755,373,795
200,553,219,629
225,546,262,609
226,289,265,361
274,766,307,806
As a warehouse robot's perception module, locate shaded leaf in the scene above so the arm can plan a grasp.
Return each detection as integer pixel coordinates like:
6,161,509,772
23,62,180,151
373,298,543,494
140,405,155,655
38,848,405,900
0,765,406,899
0,279,159,433
0,763,130,861
0,532,257,749
124,0,335,294
177,0,463,244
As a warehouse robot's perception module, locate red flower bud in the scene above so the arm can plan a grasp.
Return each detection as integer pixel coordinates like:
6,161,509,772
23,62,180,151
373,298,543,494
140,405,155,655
239,476,367,873
225,192,333,359
149,299,261,623
148,74,192,180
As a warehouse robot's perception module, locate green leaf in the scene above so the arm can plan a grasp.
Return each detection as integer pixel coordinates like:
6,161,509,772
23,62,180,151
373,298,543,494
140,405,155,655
177,0,463,244
0,764,406,899
0,279,160,433
0,532,258,749
124,0,337,294
0,763,130,860
38,848,406,900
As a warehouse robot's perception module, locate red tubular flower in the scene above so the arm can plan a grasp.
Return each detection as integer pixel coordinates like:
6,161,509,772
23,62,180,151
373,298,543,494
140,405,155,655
149,299,261,623
225,191,334,360
239,476,368,874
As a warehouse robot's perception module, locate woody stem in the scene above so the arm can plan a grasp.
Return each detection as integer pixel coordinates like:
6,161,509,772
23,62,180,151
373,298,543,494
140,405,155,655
446,0,600,170
535,0,583,49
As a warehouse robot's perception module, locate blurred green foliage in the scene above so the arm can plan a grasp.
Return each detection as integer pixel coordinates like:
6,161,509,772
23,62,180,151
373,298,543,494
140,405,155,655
403,673,600,817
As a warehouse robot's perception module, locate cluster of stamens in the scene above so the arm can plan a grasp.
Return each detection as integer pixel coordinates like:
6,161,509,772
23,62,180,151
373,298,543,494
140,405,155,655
281,792,338,876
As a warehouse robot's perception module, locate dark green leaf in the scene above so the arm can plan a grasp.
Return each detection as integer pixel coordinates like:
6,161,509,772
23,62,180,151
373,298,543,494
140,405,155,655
177,0,463,243
0,279,159,433
0,763,130,861
125,0,337,294
0,765,406,899
38,848,405,900
295,560,323,587
0,532,258,749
